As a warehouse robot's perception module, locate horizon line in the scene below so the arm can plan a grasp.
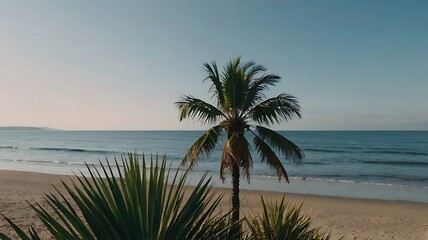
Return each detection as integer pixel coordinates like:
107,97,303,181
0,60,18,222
1,126,427,132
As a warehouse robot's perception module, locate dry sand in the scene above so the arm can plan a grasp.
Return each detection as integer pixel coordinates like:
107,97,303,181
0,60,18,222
0,170,427,239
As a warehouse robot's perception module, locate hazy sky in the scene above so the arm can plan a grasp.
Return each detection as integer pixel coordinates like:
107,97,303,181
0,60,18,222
1,1,427,130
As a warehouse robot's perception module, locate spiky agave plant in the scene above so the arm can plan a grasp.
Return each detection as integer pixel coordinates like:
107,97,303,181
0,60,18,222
0,153,237,240
245,196,333,240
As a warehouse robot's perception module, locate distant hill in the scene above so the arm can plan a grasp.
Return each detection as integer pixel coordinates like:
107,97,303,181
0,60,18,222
0,126,58,131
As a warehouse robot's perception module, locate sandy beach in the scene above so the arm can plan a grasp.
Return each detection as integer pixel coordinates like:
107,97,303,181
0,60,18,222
0,170,427,240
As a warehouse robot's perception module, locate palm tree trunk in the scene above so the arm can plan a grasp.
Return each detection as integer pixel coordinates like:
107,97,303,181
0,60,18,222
231,163,240,238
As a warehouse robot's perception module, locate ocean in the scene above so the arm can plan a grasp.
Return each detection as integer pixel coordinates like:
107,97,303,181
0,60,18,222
0,130,427,203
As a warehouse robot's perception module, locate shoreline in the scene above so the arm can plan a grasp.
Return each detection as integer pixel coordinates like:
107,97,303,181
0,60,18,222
1,161,428,203
1,170,428,239
0,169,426,204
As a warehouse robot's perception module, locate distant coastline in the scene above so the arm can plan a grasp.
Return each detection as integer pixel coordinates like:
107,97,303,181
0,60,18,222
0,126,57,131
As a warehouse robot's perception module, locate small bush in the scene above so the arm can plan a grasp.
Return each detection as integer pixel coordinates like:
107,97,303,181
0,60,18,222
245,196,333,240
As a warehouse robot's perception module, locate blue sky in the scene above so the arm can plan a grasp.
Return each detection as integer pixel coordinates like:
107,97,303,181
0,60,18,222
1,1,427,130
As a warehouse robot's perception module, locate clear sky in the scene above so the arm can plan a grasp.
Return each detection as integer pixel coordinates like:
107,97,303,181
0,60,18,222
1,1,427,130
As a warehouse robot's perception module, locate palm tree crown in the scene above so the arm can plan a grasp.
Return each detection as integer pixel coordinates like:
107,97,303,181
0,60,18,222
176,57,303,183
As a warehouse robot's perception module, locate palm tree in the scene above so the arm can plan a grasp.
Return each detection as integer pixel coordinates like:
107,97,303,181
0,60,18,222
176,56,304,236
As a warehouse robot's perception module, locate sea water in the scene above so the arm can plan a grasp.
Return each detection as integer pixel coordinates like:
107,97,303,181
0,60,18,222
0,130,427,202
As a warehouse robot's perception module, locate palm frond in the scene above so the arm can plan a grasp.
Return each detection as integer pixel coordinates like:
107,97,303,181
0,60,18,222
247,93,301,125
240,60,256,74
252,132,289,182
244,63,266,82
220,133,252,182
203,62,225,106
255,126,304,163
240,135,253,182
220,135,236,181
228,56,242,72
221,57,251,117
181,125,223,169
241,74,281,116
176,95,226,124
